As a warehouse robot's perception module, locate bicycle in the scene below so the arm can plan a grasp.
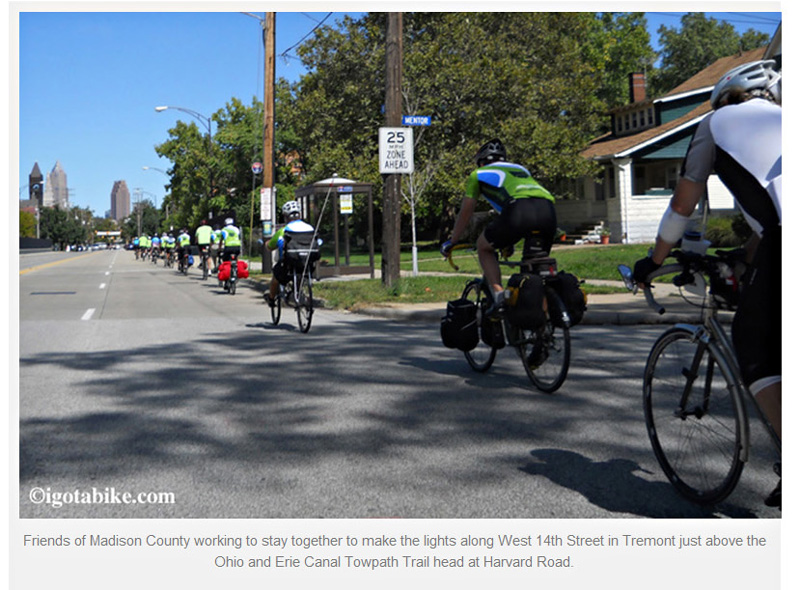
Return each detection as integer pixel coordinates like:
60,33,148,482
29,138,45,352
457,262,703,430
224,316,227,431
269,235,319,333
618,248,781,505
446,243,575,393
221,251,239,295
198,245,211,280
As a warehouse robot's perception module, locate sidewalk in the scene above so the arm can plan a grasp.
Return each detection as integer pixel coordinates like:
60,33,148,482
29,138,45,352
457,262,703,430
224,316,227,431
244,263,729,325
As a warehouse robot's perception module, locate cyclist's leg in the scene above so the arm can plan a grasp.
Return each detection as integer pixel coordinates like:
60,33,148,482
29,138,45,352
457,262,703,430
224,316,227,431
732,226,781,441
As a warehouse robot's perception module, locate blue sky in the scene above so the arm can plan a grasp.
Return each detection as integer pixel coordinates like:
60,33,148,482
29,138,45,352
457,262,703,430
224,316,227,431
14,9,782,219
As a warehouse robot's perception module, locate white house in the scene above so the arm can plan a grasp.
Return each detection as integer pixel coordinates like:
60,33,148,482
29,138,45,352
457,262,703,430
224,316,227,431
557,25,781,243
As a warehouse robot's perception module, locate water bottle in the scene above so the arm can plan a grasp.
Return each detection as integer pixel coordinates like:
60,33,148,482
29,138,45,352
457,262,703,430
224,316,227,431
681,231,711,255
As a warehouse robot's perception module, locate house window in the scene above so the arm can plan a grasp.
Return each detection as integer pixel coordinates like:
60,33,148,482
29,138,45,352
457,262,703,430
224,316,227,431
625,114,630,130
648,107,654,125
632,160,683,195
639,111,646,127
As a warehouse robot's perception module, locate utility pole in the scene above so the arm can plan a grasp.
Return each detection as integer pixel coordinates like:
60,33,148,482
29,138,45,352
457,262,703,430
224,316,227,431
382,12,403,288
261,12,276,272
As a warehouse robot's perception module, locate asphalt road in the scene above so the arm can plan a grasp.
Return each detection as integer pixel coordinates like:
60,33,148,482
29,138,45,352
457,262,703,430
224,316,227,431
17,249,780,518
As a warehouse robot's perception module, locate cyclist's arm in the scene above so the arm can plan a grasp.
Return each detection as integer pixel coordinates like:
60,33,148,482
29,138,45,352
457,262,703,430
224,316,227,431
450,196,477,243
652,177,705,265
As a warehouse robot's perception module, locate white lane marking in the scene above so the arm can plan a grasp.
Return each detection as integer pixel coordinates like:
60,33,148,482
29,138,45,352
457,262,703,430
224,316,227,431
99,283,106,289
81,308,96,321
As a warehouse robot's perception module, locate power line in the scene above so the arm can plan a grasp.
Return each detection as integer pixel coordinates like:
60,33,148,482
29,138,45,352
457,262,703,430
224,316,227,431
649,11,780,28
279,12,333,60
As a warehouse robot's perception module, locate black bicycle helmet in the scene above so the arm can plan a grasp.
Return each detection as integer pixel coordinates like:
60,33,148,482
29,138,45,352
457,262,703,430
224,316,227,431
474,139,506,165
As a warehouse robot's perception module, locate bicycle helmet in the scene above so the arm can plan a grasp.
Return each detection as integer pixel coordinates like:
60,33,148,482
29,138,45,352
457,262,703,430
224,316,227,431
474,139,506,165
710,59,781,109
282,200,301,219
224,217,234,226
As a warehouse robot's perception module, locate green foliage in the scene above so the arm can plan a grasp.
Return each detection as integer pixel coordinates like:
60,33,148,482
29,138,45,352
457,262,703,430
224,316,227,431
704,214,752,247
591,13,657,109
281,12,654,241
651,12,770,95
19,210,36,238
39,206,93,249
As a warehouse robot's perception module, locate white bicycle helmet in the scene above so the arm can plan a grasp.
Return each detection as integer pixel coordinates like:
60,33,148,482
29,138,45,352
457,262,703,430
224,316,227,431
710,59,781,109
224,217,234,226
282,200,301,218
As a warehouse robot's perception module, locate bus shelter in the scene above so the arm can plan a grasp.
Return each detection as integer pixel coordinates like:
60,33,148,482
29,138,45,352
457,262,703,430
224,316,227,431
294,177,375,278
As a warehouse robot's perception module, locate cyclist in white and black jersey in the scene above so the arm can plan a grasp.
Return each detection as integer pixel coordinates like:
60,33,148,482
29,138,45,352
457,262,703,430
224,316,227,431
634,59,781,507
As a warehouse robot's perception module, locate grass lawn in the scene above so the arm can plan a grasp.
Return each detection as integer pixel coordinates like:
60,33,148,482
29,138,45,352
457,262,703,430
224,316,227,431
307,243,656,310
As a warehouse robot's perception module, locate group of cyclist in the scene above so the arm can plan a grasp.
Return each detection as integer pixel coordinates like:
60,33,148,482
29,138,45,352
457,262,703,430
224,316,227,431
441,59,781,509
132,217,244,278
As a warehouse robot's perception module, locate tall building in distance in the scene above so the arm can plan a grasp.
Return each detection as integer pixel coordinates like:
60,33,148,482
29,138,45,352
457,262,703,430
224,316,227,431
42,160,69,208
28,162,44,208
110,180,130,221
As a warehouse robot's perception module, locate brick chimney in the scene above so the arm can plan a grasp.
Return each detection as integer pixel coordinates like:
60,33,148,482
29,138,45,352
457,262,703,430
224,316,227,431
629,72,646,103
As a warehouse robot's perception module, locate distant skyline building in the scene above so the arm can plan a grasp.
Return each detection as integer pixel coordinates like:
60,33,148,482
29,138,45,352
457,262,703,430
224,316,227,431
28,162,43,208
110,180,130,221
42,160,69,208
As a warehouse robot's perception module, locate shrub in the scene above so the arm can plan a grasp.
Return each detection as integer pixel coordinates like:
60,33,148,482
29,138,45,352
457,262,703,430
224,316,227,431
704,214,752,247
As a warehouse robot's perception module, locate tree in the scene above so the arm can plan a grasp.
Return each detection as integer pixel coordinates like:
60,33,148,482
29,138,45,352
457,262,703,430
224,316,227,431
284,12,626,242
39,206,91,250
651,12,770,96
19,210,37,238
591,13,657,109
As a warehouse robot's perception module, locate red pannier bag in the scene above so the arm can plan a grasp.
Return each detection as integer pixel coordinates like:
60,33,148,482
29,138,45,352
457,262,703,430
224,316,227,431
217,261,231,281
237,259,249,279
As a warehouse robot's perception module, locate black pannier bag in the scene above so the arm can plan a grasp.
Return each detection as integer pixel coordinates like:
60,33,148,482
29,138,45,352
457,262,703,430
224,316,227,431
284,230,320,271
481,313,505,349
440,298,480,351
551,271,586,326
504,273,546,329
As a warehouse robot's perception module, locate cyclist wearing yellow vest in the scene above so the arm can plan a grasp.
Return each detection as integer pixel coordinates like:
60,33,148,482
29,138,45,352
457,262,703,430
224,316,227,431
221,217,241,262
195,219,214,273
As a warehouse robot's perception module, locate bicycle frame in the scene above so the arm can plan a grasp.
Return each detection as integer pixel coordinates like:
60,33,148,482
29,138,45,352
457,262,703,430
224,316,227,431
621,255,781,458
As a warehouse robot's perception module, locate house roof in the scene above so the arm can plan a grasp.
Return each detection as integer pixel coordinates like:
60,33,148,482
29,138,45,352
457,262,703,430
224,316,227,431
582,103,711,160
660,46,767,100
583,45,769,160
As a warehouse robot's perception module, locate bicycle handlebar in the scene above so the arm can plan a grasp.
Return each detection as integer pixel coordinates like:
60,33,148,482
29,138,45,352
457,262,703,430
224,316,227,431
641,263,683,315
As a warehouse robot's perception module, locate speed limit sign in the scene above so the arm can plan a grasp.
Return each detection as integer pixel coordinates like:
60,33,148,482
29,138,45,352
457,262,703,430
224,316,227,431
379,127,414,174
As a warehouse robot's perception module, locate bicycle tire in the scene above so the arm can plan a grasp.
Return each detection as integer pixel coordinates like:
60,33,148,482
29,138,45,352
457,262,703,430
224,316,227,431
202,256,208,280
643,327,747,505
461,280,497,372
514,287,570,393
229,259,238,295
270,290,282,325
296,271,313,333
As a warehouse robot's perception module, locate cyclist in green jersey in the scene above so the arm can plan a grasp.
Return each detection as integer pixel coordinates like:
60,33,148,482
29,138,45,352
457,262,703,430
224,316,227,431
441,139,557,312
195,219,214,274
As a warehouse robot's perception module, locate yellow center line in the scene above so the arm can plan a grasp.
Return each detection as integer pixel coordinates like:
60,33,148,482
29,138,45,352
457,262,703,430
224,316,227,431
19,251,101,275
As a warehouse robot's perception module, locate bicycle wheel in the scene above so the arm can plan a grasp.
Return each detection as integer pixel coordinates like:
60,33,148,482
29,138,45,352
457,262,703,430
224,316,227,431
202,255,208,280
270,288,282,325
643,327,747,504
461,280,497,372
296,271,313,333
513,288,570,393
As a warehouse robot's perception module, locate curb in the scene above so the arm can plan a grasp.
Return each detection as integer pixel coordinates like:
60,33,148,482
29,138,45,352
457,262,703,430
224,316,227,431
244,276,732,326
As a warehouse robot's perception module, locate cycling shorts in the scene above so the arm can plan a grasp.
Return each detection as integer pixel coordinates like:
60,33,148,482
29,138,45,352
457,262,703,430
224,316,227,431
732,226,781,387
222,246,241,261
271,259,291,284
483,197,557,254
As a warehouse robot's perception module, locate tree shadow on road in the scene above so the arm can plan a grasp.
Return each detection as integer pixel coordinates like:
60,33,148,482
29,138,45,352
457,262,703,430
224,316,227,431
519,448,759,519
